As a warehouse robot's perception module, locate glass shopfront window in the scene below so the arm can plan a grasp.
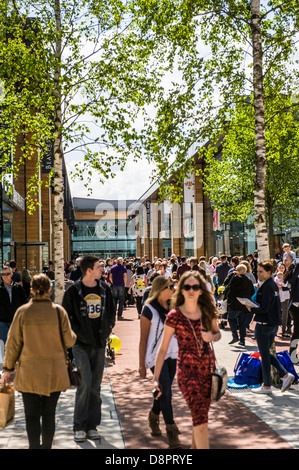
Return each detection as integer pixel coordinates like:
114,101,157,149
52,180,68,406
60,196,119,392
71,219,136,258
2,203,13,263
214,214,299,259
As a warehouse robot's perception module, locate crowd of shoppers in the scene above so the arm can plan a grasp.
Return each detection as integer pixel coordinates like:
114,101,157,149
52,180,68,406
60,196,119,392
0,242,298,449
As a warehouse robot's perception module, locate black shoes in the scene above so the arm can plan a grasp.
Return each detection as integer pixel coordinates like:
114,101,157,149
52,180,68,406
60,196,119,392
228,338,245,346
229,338,238,344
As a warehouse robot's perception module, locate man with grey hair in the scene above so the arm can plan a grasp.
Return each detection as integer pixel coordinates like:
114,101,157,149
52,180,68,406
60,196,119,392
109,257,127,320
225,264,255,347
0,266,27,347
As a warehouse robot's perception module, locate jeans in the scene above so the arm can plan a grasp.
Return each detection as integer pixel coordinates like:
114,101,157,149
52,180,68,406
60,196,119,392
112,286,125,318
228,310,248,342
289,304,299,363
150,358,177,425
255,323,287,387
22,392,60,449
0,321,11,345
72,344,105,432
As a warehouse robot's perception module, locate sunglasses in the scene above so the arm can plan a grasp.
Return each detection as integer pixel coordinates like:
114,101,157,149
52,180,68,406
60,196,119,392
165,285,175,290
182,284,201,291
1,273,12,277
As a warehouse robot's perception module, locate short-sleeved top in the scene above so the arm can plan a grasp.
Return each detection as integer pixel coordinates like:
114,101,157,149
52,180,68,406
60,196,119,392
110,263,127,287
165,308,213,376
132,274,146,297
81,283,103,345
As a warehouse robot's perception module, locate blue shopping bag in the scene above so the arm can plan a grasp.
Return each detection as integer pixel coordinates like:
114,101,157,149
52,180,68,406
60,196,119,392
277,350,299,384
233,352,262,386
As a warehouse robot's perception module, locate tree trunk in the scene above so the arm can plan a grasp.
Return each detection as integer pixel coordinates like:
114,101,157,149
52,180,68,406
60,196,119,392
266,198,275,258
251,0,270,262
53,0,65,304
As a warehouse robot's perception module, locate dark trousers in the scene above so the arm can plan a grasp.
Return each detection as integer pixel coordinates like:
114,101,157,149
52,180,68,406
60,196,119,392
228,310,248,342
289,304,299,363
150,358,177,425
112,286,125,318
22,392,60,449
255,324,287,387
135,296,143,316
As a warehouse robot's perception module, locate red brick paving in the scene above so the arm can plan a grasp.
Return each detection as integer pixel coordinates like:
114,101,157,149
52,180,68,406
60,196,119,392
106,305,291,449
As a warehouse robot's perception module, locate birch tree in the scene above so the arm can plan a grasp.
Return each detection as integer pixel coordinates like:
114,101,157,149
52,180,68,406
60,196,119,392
0,0,133,303
203,95,299,256
100,0,299,261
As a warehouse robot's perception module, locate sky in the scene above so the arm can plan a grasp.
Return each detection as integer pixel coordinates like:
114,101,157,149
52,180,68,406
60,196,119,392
65,154,156,202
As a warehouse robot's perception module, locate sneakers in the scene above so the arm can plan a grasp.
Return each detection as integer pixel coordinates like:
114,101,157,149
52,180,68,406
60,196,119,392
281,373,295,393
87,429,101,440
238,341,245,346
74,429,100,442
251,385,273,394
74,431,86,442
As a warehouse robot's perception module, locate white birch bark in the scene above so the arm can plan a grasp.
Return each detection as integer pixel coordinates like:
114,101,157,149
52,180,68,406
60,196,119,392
251,0,270,261
53,0,65,304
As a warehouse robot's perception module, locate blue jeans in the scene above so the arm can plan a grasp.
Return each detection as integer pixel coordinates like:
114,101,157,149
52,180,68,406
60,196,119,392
150,358,177,425
112,286,125,318
255,324,287,387
228,311,247,342
0,322,11,346
72,344,105,432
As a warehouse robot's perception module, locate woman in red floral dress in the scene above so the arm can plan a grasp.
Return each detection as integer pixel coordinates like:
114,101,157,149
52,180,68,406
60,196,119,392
153,271,221,449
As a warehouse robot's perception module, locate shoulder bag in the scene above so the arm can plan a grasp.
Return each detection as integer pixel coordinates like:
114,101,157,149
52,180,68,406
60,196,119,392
56,307,81,389
187,317,227,402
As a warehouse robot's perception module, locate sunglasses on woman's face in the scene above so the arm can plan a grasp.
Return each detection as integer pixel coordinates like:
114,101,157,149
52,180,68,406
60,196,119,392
182,284,201,291
165,285,175,290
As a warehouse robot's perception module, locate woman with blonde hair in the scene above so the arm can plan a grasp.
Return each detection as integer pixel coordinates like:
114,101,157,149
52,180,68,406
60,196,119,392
153,271,221,449
239,260,256,285
139,275,180,448
2,273,77,449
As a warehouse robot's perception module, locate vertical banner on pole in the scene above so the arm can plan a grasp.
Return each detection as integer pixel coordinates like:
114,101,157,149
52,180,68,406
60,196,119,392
213,209,220,231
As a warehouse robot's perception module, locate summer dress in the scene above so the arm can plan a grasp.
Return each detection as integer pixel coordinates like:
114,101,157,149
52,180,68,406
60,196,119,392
165,307,215,426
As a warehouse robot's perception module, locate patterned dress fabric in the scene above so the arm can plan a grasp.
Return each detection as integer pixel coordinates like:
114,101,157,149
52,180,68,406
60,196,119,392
165,308,215,426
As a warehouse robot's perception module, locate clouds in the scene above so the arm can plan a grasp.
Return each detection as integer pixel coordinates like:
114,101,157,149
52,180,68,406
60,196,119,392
65,154,156,201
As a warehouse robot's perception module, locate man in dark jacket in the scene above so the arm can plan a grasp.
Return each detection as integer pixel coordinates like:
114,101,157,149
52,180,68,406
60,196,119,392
215,255,232,287
226,264,255,346
0,266,28,347
285,261,299,361
62,255,116,443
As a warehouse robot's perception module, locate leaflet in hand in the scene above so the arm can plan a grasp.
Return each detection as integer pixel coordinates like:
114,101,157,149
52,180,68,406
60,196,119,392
236,297,260,308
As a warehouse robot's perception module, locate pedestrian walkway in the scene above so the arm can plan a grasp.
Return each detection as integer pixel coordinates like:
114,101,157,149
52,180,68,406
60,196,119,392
0,371,125,449
0,304,298,450
108,305,298,450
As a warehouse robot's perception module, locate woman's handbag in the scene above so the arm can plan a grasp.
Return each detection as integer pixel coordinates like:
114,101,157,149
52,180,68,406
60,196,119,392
187,317,227,402
56,307,82,389
0,383,15,428
208,342,228,402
